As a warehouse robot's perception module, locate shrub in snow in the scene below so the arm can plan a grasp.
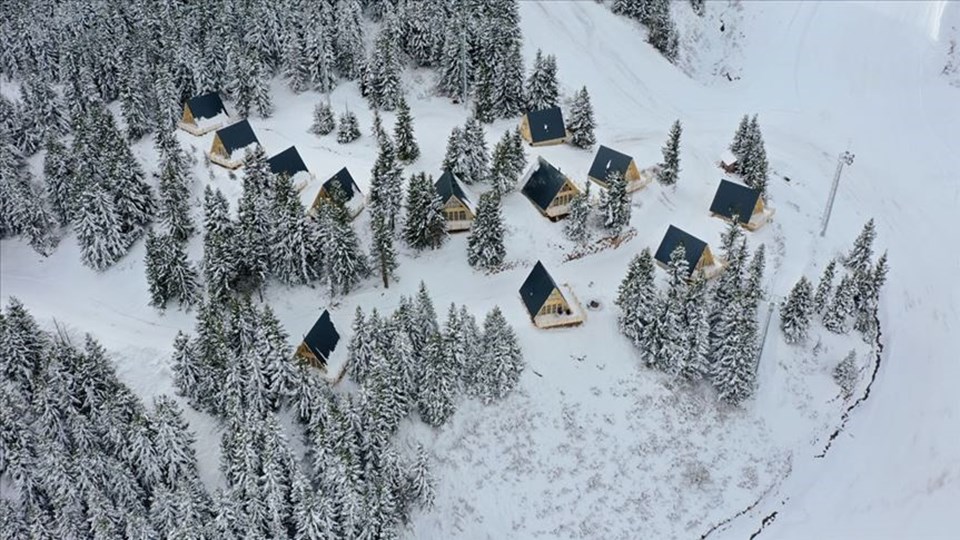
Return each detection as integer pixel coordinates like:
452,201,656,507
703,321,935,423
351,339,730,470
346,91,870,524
833,350,858,399
337,111,361,143
309,102,336,135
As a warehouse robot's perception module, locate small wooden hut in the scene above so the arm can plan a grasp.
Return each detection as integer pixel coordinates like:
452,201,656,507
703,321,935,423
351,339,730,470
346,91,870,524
311,167,365,218
208,120,260,169
719,149,739,174
709,179,774,231
519,106,569,146
654,225,723,280
521,156,581,220
267,146,313,191
179,92,230,135
519,261,584,329
295,310,340,370
587,145,651,192
434,170,476,232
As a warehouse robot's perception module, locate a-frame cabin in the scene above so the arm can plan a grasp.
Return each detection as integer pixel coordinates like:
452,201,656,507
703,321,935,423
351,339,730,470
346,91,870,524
519,106,569,146
295,310,340,370
267,146,313,191
434,170,476,232
521,156,581,220
208,120,261,169
311,167,365,218
587,145,649,192
709,179,773,231
179,92,231,136
519,261,584,329
654,225,723,280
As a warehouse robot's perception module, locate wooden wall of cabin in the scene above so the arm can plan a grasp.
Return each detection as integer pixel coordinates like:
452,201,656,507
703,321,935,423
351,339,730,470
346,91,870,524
549,179,581,209
519,116,533,143
442,197,472,221
537,289,572,316
182,105,195,125
210,135,227,157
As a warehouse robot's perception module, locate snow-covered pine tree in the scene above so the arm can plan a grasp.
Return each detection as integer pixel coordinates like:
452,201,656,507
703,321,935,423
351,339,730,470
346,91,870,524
657,120,682,186
42,137,73,226
780,276,814,344
743,243,766,311
406,443,435,509
417,333,457,426
564,181,592,245
489,130,518,196
368,135,404,233
471,27,497,124
393,96,420,162
690,0,706,16
476,306,524,403
309,101,336,135
337,110,361,143
490,14,526,119
436,9,472,99
119,51,154,141
462,116,490,185
711,297,759,406
403,172,447,250
679,274,710,382
335,0,365,79
740,115,769,195
813,259,837,315
508,127,529,177
307,3,339,92
156,141,194,243
730,114,751,160
76,183,128,270
441,126,470,183
366,22,403,111
202,186,239,302
833,350,858,399
282,21,311,93
615,248,658,346
643,245,687,374
370,210,399,289
467,191,506,271
347,307,379,385
598,170,631,236
526,49,560,111
643,0,680,62
235,168,271,294
567,86,596,149
145,229,202,310
325,214,369,296
844,218,876,274
709,237,748,354
269,175,317,286
823,274,856,334
854,250,888,338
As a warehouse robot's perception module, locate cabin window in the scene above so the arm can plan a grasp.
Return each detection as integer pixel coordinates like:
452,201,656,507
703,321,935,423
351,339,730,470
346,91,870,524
445,210,467,221
554,193,573,207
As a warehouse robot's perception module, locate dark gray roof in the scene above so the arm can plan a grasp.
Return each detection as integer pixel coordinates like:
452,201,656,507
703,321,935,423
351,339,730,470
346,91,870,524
522,157,567,211
322,167,362,200
709,179,760,224
519,261,560,317
267,146,309,179
186,92,227,121
588,145,633,183
654,225,707,276
304,310,339,365
526,107,566,143
215,120,259,154
435,170,471,207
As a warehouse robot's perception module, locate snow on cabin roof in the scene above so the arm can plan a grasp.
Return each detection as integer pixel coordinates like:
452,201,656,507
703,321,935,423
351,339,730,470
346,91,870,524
709,179,761,224
303,310,339,365
588,145,634,183
435,169,476,214
522,156,569,211
216,120,260,155
186,92,228,121
519,261,562,317
323,167,363,201
654,225,707,276
267,146,309,180
525,106,566,143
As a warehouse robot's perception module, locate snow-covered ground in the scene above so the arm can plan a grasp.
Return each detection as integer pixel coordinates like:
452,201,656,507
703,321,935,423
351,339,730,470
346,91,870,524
2,1,958,538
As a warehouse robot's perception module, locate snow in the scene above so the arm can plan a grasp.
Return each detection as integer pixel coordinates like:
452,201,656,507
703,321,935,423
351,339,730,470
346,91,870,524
2,0,959,538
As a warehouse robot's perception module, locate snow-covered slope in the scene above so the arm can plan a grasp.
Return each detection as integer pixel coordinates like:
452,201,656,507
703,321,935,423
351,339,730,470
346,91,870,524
2,1,957,538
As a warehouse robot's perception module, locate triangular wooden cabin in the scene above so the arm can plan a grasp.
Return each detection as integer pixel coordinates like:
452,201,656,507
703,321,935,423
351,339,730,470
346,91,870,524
519,261,584,329
709,179,772,231
519,106,569,146
434,170,476,232
654,225,723,280
311,167,365,219
179,92,231,136
295,310,340,370
521,156,581,220
719,149,739,174
267,146,313,191
588,145,650,192
208,120,261,169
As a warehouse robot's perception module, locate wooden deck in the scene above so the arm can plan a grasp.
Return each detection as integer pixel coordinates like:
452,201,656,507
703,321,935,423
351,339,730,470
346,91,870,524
533,284,587,329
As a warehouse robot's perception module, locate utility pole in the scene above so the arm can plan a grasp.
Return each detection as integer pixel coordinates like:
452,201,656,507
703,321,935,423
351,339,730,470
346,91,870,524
820,149,855,237
756,296,777,366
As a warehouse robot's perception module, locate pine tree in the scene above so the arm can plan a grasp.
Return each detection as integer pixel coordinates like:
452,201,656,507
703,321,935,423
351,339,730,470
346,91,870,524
526,49,560,111
325,215,369,296
711,298,758,406
145,230,201,310
156,141,194,243
598,170,631,236
467,192,505,271
743,243,766,311
567,86,596,149
370,211,398,289
309,102,336,135
337,110,361,143
417,333,457,426
855,251,888,338
489,130,521,196
616,249,658,346
643,0,680,62
335,0,365,79
644,245,687,374
436,10,472,99
366,24,403,110
833,350,858,399
844,218,876,274
657,120,682,186
477,307,524,403
43,137,73,226
76,184,128,271
461,116,490,185
441,126,469,183
269,176,317,286
678,274,710,382
780,276,814,344
813,260,837,315
564,182,591,245
740,115,769,195
403,172,447,250
393,96,420,162
730,114,750,160
368,136,404,233
202,186,239,302
823,274,855,334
